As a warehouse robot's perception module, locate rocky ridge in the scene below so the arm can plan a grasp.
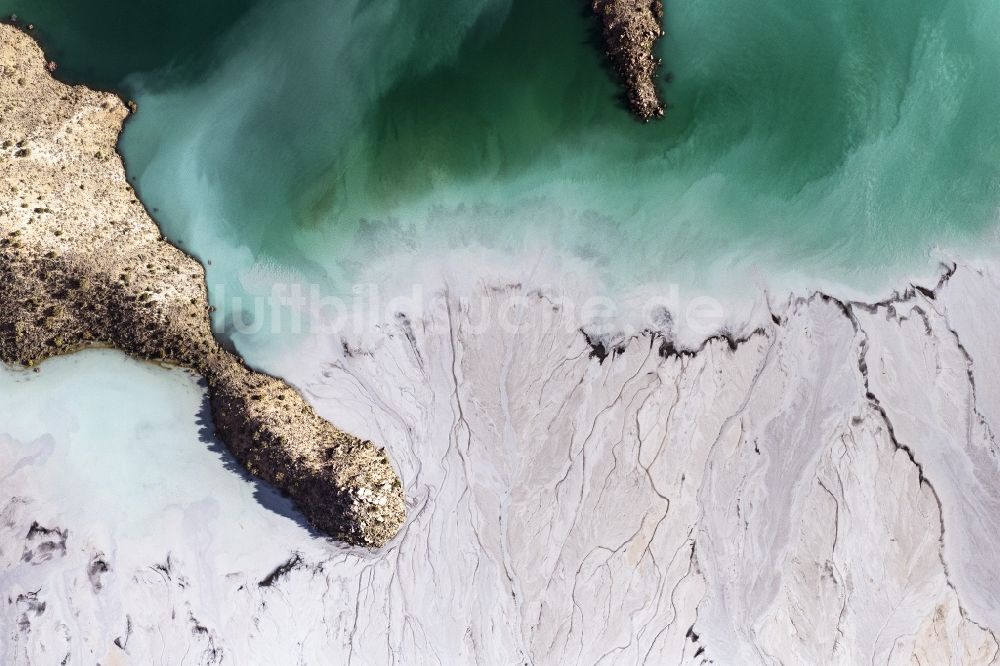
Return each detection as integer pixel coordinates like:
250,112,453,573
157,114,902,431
592,0,666,120
0,23,405,548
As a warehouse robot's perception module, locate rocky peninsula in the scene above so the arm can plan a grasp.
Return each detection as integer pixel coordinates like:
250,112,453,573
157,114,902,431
0,23,405,548
592,0,666,120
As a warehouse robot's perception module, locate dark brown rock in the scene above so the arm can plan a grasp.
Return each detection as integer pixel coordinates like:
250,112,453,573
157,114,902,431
0,23,405,548
592,0,666,120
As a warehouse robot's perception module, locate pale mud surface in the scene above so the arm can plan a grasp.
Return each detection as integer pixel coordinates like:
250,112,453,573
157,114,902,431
4,255,1000,663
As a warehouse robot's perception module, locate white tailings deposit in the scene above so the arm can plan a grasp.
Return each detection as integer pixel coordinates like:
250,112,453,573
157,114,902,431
4,257,1000,664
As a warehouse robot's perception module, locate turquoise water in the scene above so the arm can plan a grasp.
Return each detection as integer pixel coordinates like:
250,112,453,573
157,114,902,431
4,0,1000,344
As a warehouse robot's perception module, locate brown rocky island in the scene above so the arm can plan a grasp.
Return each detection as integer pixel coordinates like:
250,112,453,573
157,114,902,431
0,24,405,548
592,0,666,120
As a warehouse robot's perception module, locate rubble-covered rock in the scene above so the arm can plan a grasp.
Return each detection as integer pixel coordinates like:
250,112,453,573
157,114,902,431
0,23,405,548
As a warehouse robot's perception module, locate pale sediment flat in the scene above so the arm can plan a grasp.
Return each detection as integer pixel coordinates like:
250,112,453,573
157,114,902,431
4,257,1000,663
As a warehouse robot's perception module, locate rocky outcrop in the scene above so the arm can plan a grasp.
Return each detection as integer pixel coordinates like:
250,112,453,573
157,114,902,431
592,0,666,120
0,23,404,548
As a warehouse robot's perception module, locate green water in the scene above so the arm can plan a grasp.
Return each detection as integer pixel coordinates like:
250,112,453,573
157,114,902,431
4,0,1000,336
1,0,249,88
